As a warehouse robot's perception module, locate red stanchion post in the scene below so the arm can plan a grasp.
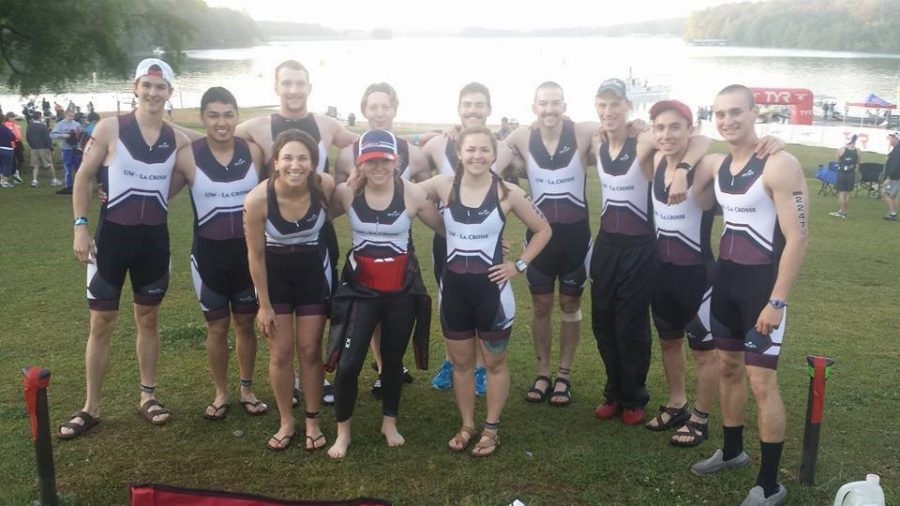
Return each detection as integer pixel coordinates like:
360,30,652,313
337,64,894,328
799,355,834,486
22,367,58,506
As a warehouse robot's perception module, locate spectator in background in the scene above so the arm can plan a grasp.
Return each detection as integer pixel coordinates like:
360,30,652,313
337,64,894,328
50,110,83,194
25,111,59,187
165,99,174,120
84,112,100,138
830,134,859,219
497,117,511,140
4,112,25,183
0,121,16,188
882,132,900,221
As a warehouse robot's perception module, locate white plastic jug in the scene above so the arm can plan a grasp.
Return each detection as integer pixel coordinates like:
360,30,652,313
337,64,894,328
833,474,885,506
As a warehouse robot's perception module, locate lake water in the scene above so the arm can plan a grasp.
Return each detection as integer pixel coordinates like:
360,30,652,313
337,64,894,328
4,36,899,124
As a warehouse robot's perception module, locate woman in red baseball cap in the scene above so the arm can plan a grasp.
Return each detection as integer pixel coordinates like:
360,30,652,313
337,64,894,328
325,129,444,459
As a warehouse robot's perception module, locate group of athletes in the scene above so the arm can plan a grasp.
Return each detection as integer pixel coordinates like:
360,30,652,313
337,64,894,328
59,57,807,505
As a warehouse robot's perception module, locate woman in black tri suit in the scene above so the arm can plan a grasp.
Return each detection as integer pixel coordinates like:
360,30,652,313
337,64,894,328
419,126,551,457
325,129,443,459
244,129,335,451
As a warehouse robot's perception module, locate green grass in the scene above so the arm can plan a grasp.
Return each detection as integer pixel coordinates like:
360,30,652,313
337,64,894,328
1,130,898,505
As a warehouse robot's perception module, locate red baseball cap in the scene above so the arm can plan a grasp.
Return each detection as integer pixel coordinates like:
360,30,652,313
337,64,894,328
650,100,693,125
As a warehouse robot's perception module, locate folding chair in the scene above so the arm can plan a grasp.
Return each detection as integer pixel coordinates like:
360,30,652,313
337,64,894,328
815,163,838,196
856,163,883,198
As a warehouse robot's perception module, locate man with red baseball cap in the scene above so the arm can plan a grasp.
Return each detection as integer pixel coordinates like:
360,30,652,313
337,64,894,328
589,79,710,426
63,58,191,439
643,99,719,446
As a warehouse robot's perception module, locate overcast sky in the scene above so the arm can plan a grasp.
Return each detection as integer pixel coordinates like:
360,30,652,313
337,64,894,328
206,0,743,31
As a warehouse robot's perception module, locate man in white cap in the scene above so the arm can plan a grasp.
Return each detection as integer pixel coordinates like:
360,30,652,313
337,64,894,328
881,131,900,220
62,58,191,439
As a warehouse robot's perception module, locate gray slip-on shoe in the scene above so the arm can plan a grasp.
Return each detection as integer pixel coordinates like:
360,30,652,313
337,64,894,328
690,448,750,475
740,483,787,506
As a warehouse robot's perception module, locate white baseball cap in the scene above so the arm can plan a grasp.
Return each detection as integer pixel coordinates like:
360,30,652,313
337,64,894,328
134,58,174,85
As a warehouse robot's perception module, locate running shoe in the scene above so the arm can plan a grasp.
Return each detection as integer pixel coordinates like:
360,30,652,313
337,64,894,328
12,173,22,183
474,366,487,397
51,178,62,187
431,359,453,390
884,213,897,221
321,378,335,406
370,378,383,398
0,181,13,188
31,180,38,188
829,210,847,219
594,401,620,420
622,406,646,425
402,365,415,384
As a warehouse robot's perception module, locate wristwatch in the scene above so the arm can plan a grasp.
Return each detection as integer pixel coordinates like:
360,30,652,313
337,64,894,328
514,258,528,273
675,162,694,173
768,299,788,309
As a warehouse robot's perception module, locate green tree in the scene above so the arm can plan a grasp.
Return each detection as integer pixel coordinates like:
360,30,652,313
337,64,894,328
0,0,191,94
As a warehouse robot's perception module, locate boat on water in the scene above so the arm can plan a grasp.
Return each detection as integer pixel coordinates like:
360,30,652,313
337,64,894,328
689,39,728,46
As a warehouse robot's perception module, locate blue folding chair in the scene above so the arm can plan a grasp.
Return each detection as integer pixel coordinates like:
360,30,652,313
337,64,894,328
815,163,838,196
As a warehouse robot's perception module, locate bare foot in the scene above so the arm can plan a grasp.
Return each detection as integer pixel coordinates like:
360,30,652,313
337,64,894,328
381,419,405,448
328,433,351,459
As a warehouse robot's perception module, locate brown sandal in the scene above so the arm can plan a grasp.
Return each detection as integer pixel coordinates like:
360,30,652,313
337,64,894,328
448,426,478,452
471,431,500,458
59,411,100,440
645,404,689,432
138,399,171,426
670,420,709,447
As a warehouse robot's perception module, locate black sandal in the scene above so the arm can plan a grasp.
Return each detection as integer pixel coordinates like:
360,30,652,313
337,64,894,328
670,420,709,447
548,377,572,407
645,404,690,432
524,375,552,403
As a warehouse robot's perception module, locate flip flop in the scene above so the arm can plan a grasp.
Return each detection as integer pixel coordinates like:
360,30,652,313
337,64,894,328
524,375,552,403
240,399,268,416
266,432,294,452
304,433,327,452
59,411,100,440
138,399,171,426
203,402,230,421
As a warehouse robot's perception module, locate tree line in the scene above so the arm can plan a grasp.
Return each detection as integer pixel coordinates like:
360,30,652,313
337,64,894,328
684,0,900,53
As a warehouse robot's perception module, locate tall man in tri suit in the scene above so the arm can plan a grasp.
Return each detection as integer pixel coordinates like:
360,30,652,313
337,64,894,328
589,78,708,425
167,87,269,420
421,82,514,394
235,59,358,166
334,82,430,184
504,82,599,406
689,85,808,506
63,59,192,439
236,59,357,406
